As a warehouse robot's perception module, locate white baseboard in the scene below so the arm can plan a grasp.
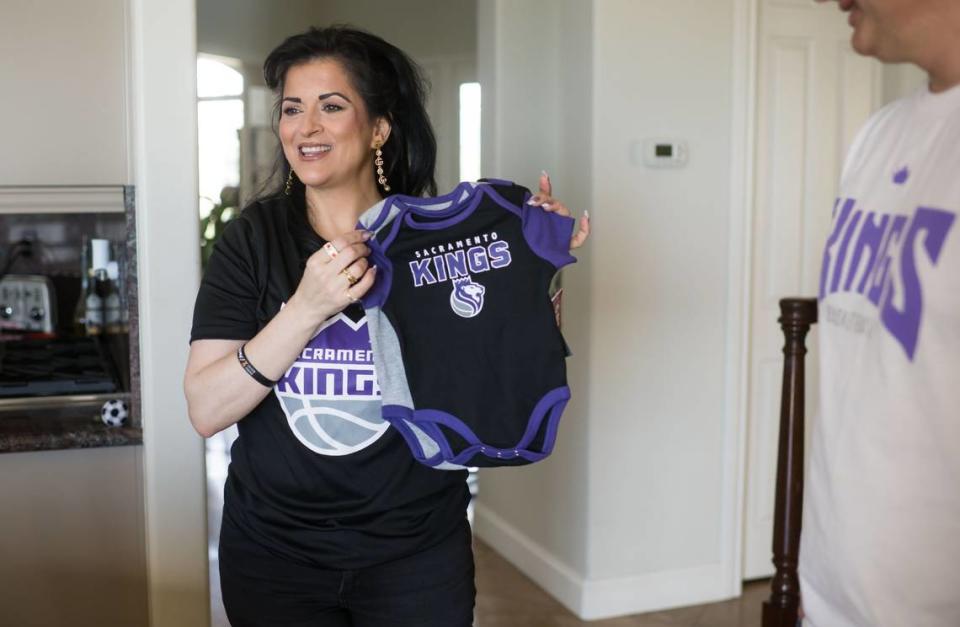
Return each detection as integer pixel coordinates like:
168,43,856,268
473,503,736,621
473,503,586,615
580,562,733,620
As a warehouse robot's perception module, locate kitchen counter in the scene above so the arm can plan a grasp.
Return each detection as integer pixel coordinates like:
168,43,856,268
0,404,141,454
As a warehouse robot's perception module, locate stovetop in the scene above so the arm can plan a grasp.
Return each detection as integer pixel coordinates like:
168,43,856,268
0,336,117,397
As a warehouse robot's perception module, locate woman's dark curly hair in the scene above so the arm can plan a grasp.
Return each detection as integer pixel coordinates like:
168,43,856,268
261,25,437,199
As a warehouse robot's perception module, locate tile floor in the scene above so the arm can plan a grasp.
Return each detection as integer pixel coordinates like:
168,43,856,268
207,431,769,627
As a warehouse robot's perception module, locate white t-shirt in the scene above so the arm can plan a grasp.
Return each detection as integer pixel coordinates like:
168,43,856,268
800,83,960,627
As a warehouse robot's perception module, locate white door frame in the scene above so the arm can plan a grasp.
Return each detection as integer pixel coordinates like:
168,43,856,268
725,0,761,592
730,0,889,582
128,0,210,624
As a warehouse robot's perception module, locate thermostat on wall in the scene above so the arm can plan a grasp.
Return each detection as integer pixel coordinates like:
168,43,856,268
642,139,688,168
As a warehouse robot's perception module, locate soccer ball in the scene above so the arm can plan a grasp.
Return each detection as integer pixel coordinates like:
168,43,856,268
100,399,129,427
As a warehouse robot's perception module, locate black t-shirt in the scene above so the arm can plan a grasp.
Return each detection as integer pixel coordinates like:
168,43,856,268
190,193,470,569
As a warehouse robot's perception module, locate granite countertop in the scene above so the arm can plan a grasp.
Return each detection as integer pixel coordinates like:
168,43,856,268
0,404,141,454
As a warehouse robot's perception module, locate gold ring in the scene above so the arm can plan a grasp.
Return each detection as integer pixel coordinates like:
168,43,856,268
323,242,340,260
340,268,359,286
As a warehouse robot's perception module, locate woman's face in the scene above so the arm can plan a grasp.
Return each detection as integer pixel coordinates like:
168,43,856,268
279,58,388,192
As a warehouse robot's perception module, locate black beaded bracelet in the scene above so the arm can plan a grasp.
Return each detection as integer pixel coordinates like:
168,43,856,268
237,343,278,387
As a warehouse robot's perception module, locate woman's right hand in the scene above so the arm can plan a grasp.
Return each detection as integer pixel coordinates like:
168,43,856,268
186,229,377,438
288,229,378,330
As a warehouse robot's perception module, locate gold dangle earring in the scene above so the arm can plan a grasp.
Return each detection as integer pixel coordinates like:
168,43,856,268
284,169,296,195
375,144,391,192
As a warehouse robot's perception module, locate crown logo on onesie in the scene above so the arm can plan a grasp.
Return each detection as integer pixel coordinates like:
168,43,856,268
449,276,486,318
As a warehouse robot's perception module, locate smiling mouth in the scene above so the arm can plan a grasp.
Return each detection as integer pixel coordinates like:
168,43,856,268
299,144,332,158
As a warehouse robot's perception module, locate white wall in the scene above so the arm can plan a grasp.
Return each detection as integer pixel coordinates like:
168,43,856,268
0,0,128,185
588,0,734,575
476,0,743,619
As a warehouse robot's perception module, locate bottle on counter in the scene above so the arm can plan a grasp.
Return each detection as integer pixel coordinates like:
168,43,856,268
83,268,107,335
73,239,113,336
103,261,122,334
71,236,89,335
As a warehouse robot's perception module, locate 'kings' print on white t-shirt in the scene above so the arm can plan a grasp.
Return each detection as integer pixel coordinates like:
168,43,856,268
819,175,956,359
800,83,960,627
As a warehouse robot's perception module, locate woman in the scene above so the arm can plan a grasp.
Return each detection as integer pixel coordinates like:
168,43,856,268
184,26,589,627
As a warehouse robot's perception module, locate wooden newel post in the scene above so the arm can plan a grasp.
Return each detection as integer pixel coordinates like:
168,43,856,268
763,297,818,627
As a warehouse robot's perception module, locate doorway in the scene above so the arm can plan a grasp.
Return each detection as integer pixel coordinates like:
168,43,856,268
740,0,892,580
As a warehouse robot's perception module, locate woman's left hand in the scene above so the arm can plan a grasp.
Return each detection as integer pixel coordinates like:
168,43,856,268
526,171,591,250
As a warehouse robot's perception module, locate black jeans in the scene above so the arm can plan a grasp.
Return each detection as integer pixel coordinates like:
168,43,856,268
219,516,476,627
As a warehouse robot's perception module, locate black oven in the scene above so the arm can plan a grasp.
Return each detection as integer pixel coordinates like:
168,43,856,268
0,336,119,398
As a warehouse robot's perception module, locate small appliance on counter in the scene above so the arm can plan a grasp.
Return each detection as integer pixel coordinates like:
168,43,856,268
0,274,56,335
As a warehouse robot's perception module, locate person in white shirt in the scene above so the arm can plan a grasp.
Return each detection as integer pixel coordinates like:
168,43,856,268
801,1,960,625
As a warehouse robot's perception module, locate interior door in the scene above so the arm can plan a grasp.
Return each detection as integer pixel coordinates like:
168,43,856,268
742,0,882,579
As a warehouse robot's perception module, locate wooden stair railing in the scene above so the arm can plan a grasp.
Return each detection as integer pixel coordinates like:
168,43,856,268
762,298,818,627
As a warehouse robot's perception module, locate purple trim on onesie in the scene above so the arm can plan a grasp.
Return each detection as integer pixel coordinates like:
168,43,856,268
479,184,577,269
401,190,485,230
387,181,478,224
378,182,484,250
476,177,515,187
404,181,479,218
521,205,577,269
360,235,392,308
357,196,401,308
382,385,570,467
359,195,399,235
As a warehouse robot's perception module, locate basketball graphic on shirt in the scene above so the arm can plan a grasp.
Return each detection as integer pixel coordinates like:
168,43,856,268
274,311,389,456
449,276,486,318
